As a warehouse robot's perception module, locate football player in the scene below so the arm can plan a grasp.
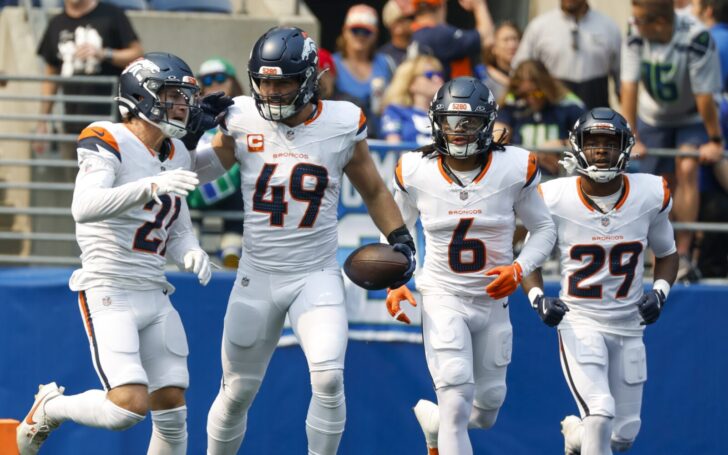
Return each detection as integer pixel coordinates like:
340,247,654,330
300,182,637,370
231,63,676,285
521,107,679,454
194,27,416,454
16,52,231,455
385,77,557,455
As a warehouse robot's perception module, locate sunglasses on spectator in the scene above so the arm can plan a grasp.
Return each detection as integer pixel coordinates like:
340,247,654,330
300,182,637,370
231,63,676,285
423,70,444,80
350,27,374,37
518,89,545,100
201,73,229,87
629,15,659,26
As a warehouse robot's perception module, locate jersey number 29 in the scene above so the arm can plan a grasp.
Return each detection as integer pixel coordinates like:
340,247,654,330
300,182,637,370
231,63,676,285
568,242,643,299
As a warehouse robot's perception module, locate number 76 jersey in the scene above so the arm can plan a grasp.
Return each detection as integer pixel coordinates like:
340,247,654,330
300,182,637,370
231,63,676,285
539,174,676,335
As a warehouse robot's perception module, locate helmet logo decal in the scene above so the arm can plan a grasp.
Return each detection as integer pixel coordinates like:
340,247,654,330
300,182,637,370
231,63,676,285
182,75,197,85
301,36,317,62
124,59,160,82
260,66,283,75
448,102,471,111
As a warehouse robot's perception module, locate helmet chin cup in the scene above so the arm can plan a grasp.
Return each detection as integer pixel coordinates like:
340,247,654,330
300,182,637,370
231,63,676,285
139,111,187,139
582,165,620,183
447,142,477,158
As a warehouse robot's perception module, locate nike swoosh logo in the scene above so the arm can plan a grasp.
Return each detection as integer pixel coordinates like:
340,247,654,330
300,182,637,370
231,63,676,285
25,395,45,425
502,301,509,308
92,128,105,138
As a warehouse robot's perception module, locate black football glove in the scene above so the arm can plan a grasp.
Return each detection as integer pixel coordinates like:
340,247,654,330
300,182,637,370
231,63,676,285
532,295,569,327
637,289,666,325
182,91,234,150
387,225,416,289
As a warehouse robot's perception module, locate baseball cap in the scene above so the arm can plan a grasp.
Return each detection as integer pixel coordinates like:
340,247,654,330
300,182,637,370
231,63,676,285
198,57,237,78
344,4,379,32
412,0,444,10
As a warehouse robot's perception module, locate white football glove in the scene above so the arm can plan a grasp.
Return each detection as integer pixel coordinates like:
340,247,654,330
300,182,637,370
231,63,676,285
149,169,199,204
183,249,211,286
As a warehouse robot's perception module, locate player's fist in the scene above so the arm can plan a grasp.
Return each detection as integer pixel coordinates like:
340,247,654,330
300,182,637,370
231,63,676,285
484,262,523,300
532,295,569,327
386,285,417,324
184,249,211,286
150,169,199,204
637,289,665,325
386,225,416,289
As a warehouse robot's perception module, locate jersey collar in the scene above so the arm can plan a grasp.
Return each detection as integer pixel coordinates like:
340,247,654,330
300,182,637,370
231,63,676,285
437,152,493,187
576,175,630,213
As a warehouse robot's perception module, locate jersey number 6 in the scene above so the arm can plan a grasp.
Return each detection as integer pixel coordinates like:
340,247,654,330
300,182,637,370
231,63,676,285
449,218,486,273
253,163,329,228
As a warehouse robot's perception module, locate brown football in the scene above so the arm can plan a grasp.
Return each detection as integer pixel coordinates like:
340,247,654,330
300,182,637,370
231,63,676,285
343,243,409,290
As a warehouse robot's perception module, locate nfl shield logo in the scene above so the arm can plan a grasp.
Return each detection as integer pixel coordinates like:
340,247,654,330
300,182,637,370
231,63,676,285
286,130,295,140
601,216,610,227
102,296,112,306
241,276,250,287
460,191,468,200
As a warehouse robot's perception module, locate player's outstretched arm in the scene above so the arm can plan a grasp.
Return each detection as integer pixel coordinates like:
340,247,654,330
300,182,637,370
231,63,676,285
344,140,405,236
521,268,568,327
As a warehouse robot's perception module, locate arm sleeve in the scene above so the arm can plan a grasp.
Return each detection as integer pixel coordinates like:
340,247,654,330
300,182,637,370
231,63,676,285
620,31,643,83
190,142,227,184
165,200,202,268
648,199,677,258
514,178,557,277
688,30,723,94
71,149,152,223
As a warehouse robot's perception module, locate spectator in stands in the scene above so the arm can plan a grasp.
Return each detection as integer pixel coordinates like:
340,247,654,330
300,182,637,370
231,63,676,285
378,0,413,75
494,59,585,174
334,4,393,137
380,54,444,145
36,0,143,152
410,0,494,80
691,0,728,277
622,0,723,281
187,57,244,268
317,48,337,100
513,0,621,110
476,20,521,103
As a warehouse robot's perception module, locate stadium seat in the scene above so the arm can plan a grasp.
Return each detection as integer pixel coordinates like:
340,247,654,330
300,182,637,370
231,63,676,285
149,0,232,13
102,0,147,10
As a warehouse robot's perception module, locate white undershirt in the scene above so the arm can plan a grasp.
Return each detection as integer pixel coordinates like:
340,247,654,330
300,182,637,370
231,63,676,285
451,167,481,185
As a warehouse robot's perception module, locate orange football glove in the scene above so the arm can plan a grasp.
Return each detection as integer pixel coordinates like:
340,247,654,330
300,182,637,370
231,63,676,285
484,262,523,300
386,285,417,324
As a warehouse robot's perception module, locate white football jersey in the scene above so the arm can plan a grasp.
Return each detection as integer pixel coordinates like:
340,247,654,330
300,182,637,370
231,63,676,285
540,174,676,335
394,146,541,297
225,96,367,273
69,121,194,292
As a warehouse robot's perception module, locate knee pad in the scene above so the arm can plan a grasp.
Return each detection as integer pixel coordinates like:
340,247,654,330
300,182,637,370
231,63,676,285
612,416,641,451
222,377,262,413
307,369,346,435
151,406,187,443
311,370,344,398
104,400,145,431
474,383,507,411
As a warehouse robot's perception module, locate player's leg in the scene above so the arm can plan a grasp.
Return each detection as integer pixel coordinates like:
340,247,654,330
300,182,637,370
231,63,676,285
420,294,475,455
18,288,149,454
207,267,287,455
141,293,190,455
607,335,647,452
557,328,614,455
470,300,511,431
289,268,348,455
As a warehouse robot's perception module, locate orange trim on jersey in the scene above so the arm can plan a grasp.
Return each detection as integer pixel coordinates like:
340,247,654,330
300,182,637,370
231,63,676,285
437,156,454,184
576,177,595,212
78,126,120,153
358,110,367,129
473,151,493,183
78,292,93,338
661,177,671,210
526,152,538,183
537,184,544,198
395,157,405,189
167,140,175,160
304,100,324,126
614,175,630,211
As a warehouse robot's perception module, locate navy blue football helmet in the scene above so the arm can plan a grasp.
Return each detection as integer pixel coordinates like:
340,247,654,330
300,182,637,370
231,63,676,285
248,26,319,121
429,77,498,158
117,52,200,139
568,107,635,183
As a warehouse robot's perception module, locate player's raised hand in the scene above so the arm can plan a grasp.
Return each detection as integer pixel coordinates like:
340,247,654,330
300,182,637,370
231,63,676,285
386,285,417,324
189,91,234,134
637,289,665,325
532,295,569,327
184,249,211,286
484,262,523,300
149,169,199,204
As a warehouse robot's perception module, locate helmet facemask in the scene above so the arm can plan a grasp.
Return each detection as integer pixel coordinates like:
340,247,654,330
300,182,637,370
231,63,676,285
144,83,199,139
433,112,494,159
570,128,633,183
249,67,317,121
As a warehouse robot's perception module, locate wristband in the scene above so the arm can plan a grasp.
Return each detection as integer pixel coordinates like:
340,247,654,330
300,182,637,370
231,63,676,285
528,287,544,307
652,279,671,299
103,48,113,61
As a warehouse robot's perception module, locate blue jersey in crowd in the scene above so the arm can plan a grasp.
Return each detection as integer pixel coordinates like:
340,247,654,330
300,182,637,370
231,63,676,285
380,104,431,145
